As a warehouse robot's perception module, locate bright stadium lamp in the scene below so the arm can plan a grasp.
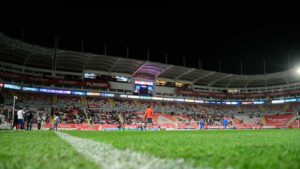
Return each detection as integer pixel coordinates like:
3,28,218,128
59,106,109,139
297,67,300,74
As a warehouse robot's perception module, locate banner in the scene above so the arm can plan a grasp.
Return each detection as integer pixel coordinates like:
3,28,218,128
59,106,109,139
264,114,294,126
41,123,297,130
0,71,110,88
176,89,300,99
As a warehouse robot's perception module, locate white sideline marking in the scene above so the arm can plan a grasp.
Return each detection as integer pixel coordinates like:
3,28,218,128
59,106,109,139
55,131,202,169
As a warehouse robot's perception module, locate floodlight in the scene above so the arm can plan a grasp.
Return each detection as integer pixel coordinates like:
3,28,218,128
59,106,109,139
297,67,300,74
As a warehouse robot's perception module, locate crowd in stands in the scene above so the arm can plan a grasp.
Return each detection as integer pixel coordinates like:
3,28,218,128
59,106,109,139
0,89,299,128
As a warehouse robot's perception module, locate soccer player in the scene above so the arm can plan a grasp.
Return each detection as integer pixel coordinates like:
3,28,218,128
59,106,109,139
199,117,205,130
144,105,153,130
223,117,228,129
52,114,60,131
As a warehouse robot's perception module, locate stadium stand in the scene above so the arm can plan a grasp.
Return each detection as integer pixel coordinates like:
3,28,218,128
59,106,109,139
0,89,299,130
0,33,300,130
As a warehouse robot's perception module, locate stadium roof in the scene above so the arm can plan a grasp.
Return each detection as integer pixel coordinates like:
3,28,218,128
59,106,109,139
0,33,299,88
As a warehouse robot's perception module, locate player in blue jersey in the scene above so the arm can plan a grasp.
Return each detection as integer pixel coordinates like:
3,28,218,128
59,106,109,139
199,117,205,130
223,117,228,129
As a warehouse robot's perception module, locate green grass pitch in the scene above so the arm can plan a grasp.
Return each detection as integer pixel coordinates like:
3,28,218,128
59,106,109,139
0,131,99,169
1,129,300,169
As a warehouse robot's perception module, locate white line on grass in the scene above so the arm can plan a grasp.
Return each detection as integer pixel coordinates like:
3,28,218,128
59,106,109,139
55,131,204,169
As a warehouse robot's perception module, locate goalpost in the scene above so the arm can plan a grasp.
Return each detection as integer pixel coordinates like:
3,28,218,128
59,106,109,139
11,96,17,130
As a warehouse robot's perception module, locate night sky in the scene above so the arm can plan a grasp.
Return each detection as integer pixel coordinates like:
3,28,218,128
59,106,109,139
1,1,300,75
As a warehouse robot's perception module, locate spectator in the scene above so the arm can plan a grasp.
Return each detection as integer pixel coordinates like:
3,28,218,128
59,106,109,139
17,107,25,130
12,109,18,130
24,109,33,130
37,114,42,130
42,113,47,130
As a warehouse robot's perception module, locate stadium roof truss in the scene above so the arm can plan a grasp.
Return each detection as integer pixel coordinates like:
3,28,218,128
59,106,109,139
0,33,299,88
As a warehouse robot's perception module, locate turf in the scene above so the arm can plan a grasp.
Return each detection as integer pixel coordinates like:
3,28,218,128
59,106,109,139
64,129,300,169
0,131,100,169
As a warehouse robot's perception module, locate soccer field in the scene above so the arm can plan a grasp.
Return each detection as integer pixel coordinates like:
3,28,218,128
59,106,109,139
0,129,300,169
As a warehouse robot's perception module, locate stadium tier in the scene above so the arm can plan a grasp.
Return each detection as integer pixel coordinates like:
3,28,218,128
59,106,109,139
1,89,300,130
0,33,300,130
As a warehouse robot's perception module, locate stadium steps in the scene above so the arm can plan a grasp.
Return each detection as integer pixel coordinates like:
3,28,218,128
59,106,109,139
259,105,266,113
232,119,242,125
108,98,116,108
283,104,289,112
159,114,177,123
156,101,164,111
134,100,141,108
118,113,124,123
81,96,87,106
286,115,298,126
51,95,57,105
291,119,300,127
261,116,267,126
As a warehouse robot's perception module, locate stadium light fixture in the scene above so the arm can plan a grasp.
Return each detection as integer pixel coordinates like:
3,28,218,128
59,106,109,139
297,67,300,74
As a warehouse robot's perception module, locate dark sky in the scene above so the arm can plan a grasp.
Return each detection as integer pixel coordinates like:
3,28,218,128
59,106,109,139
1,1,300,75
